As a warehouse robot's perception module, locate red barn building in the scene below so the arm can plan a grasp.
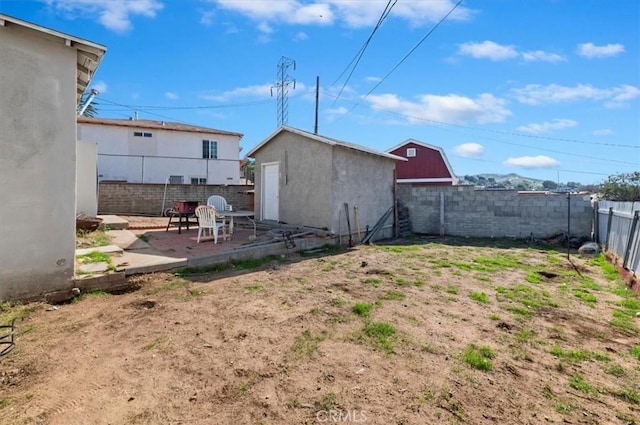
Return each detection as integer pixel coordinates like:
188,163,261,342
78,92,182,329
387,139,458,186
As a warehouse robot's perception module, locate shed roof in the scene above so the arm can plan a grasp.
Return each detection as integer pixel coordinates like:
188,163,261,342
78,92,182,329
246,126,406,161
0,13,106,105
387,138,457,179
77,117,244,138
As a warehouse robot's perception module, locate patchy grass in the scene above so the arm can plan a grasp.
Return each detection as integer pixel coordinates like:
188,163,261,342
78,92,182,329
175,255,287,276
550,346,591,363
630,345,640,361
76,228,111,249
75,250,115,273
568,373,596,394
469,291,490,304
381,290,406,301
606,364,626,377
142,336,167,351
246,284,265,293
289,330,324,359
463,344,495,371
352,302,373,318
0,302,36,325
360,322,396,354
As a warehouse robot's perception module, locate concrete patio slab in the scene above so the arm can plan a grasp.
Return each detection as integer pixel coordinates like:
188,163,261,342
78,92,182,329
98,215,129,230
76,244,124,256
107,230,151,250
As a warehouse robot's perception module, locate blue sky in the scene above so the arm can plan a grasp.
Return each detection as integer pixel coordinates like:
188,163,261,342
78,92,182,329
2,0,638,184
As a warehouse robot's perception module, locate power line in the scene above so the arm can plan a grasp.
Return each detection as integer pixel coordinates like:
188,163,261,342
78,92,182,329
347,0,465,113
98,98,273,111
451,155,612,177
322,90,639,150
331,0,397,105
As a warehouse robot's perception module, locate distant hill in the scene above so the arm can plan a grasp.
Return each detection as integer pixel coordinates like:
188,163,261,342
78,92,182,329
459,173,546,190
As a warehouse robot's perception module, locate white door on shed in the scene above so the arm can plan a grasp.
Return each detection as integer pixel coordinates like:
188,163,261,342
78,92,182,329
262,162,279,221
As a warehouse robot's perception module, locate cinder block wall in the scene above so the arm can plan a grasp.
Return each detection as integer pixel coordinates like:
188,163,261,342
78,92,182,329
398,185,593,239
98,182,254,215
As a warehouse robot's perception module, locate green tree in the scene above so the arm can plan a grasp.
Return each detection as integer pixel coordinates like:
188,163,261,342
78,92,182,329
542,180,558,190
241,158,255,183
599,171,640,201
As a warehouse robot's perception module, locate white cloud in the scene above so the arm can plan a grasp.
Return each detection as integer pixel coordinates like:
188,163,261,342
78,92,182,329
504,155,560,169
593,129,614,136
200,9,215,26
521,50,566,63
517,118,577,134
164,92,178,100
365,76,382,83
294,31,309,41
201,82,307,102
454,143,484,158
257,21,273,34
577,42,624,58
201,84,273,102
213,0,333,26
365,92,511,125
208,0,472,28
327,106,348,115
457,40,518,61
47,0,163,33
511,83,640,107
90,80,108,93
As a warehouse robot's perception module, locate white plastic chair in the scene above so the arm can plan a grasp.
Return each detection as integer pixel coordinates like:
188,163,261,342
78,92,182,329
195,205,228,244
206,195,232,212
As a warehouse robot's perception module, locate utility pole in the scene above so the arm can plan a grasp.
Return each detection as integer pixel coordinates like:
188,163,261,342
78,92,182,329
271,56,296,127
314,76,319,134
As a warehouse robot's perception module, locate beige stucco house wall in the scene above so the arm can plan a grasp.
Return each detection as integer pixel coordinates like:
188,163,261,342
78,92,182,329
0,14,105,301
247,126,403,241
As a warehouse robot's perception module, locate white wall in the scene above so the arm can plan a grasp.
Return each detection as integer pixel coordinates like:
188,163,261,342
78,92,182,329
78,123,242,184
77,141,98,216
0,23,78,300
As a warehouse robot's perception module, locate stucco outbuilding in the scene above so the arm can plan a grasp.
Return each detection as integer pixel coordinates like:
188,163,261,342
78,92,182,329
0,14,105,301
246,126,405,241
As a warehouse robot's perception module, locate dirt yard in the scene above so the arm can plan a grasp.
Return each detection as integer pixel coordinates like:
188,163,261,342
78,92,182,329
1,237,639,425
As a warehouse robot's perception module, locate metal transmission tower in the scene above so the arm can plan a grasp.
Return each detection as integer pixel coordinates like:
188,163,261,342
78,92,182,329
271,56,296,127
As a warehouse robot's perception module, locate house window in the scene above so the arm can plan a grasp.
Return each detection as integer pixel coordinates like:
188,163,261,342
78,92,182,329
169,175,184,184
202,140,218,159
406,148,416,157
191,177,207,185
133,131,153,137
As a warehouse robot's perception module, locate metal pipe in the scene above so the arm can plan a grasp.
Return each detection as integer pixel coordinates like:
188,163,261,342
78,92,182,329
77,88,98,116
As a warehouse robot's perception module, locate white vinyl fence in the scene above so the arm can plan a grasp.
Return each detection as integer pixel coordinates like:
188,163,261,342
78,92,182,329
596,201,640,273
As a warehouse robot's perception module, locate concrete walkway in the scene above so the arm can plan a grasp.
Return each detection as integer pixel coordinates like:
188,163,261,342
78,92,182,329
78,215,330,277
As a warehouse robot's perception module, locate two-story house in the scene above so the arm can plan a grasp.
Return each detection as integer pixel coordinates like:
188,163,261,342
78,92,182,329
77,117,244,184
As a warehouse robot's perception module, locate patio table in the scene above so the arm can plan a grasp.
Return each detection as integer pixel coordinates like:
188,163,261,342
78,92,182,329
223,210,256,239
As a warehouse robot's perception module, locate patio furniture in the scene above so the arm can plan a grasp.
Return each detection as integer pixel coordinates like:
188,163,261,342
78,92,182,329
224,210,257,239
206,195,232,213
195,205,228,244
165,200,199,234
